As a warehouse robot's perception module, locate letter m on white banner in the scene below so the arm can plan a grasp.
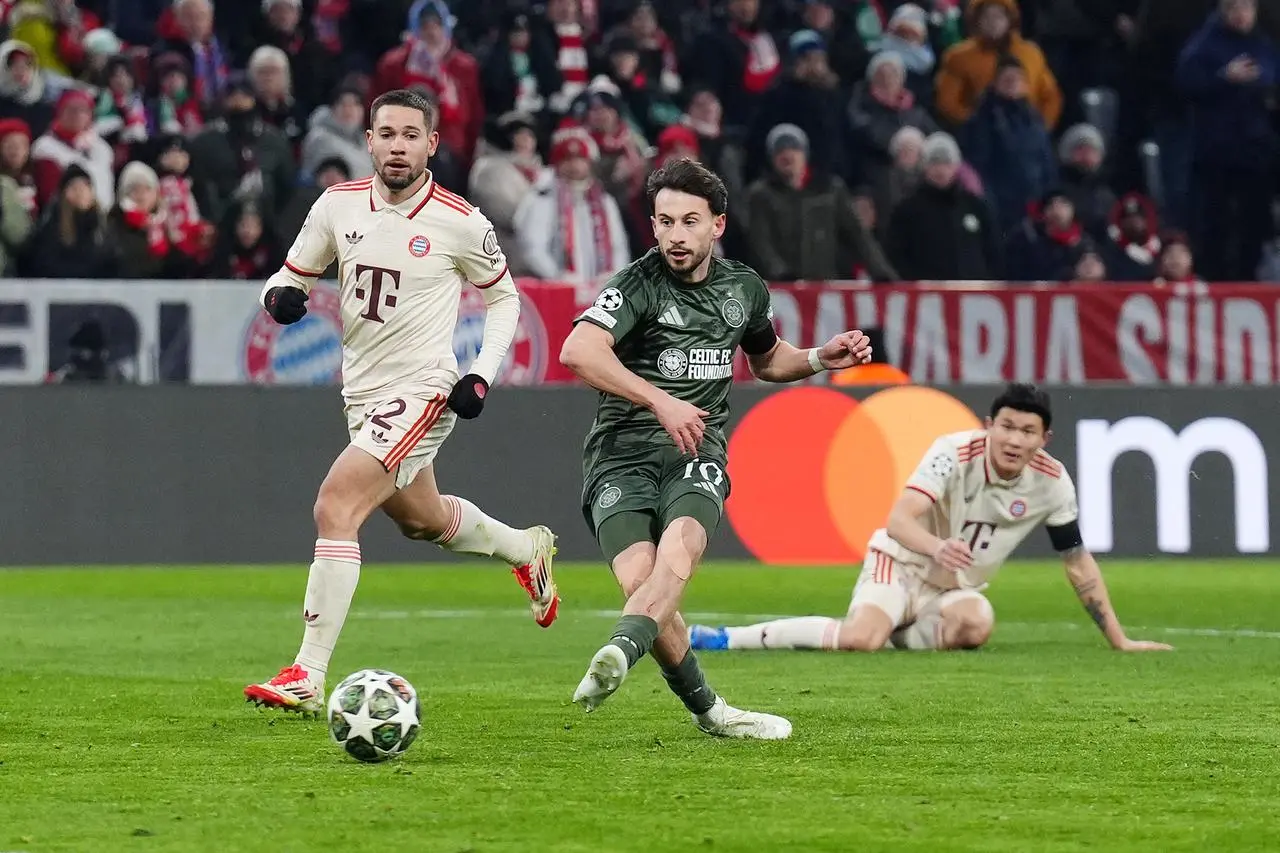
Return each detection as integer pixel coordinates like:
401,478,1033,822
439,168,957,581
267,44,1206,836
1077,417,1270,554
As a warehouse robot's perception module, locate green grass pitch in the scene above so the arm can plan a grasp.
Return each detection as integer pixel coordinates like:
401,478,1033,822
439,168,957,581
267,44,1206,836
2,560,1279,853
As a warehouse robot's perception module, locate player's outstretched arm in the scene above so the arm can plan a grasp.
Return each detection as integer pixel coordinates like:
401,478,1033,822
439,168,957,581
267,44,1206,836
1060,545,1174,652
560,322,709,455
746,331,874,383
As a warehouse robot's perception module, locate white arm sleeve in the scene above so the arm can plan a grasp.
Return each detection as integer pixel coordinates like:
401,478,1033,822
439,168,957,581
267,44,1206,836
259,191,337,307
469,270,521,385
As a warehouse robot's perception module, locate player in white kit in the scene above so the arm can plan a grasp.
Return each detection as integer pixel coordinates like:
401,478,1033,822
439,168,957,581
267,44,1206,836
244,89,559,713
691,384,1173,654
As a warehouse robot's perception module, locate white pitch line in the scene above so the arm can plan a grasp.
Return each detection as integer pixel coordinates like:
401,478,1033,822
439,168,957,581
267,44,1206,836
342,609,1280,640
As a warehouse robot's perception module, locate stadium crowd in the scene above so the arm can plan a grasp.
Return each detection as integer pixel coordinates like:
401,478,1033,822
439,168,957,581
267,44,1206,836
0,0,1276,286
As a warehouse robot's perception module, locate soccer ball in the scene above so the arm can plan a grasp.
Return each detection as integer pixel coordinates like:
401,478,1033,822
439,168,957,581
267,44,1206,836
326,669,421,763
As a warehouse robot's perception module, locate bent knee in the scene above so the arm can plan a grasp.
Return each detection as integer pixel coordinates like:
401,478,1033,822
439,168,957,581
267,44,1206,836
942,601,995,650
836,610,892,651
392,499,454,541
313,491,363,537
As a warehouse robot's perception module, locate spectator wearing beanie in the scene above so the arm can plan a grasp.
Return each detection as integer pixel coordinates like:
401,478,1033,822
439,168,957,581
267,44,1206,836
109,161,173,279
31,88,115,210
1005,187,1087,281
147,51,204,137
1057,122,1115,239
94,56,148,170
879,4,937,102
152,133,215,270
572,79,649,222
7,0,103,78
373,0,483,170
20,162,115,278
0,40,54,137
886,131,1000,280
796,0,869,89
211,198,284,280
745,122,897,282
935,0,1062,130
961,53,1056,235
863,124,924,242
469,110,543,276
1104,193,1161,282
750,29,848,183
0,116,37,217
79,27,123,87
513,123,630,285
600,32,682,142
301,85,373,182
848,50,937,186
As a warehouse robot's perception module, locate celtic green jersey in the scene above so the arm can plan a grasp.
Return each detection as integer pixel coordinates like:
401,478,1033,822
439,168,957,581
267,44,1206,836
573,248,774,467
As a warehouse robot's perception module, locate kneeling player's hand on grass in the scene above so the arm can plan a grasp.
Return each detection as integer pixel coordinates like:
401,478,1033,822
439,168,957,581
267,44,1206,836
1114,637,1174,652
818,331,873,369
653,393,709,455
933,538,973,572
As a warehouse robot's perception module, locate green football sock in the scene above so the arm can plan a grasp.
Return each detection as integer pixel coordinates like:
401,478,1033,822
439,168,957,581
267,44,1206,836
661,650,718,715
608,615,659,668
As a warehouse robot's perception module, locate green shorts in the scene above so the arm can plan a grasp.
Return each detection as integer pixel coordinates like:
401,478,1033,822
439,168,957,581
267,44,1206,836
582,444,731,548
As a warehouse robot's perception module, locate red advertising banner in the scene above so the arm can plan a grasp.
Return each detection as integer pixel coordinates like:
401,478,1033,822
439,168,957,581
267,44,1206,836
517,280,1280,385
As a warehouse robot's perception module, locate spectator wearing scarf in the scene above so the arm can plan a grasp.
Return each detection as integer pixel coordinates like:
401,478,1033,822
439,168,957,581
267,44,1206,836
372,0,483,169
513,122,630,286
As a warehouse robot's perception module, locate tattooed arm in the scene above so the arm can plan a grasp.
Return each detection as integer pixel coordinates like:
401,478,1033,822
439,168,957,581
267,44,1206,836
1062,545,1174,652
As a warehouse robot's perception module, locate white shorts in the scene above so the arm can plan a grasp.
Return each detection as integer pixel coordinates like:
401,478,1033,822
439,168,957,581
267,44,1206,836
345,393,456,489
848,549,988,629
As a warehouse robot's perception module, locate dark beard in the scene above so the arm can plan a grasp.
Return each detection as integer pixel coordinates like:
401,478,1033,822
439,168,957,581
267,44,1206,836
378,165,423,191
663,245,712,281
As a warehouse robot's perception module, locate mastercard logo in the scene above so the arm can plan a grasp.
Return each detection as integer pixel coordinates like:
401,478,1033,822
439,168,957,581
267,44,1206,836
726,386,983,565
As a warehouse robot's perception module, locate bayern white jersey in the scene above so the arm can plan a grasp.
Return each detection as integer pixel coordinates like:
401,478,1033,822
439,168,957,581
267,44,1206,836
262,173,513,405
867,430,1079,591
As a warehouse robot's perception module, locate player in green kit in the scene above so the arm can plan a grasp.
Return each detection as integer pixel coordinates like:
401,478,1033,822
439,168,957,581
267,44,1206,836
559,158,873,739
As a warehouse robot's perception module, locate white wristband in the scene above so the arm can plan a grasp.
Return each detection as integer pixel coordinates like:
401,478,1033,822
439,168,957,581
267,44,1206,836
807,348,824,374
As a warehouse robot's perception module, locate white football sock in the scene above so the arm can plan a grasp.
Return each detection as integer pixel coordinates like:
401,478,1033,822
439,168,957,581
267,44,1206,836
726,617,840,650
891,613,942,650
294,539,361,678
433,495,535,566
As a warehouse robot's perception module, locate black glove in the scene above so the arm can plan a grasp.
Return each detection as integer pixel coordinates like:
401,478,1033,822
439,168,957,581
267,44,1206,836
447,373,489,419
264,286,308,324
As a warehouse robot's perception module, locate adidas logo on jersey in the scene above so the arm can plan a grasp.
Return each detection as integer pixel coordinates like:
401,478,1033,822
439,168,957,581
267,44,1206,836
658,306,686,327
346,231,363,244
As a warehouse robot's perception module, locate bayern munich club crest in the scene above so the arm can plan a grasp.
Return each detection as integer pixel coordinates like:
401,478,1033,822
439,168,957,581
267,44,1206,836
408,235,431,257
1010,499,1027,518
452,287,548,384
243,284,344,384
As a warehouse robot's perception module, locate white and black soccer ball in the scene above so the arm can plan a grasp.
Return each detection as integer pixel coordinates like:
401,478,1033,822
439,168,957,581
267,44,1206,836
326,669,421,763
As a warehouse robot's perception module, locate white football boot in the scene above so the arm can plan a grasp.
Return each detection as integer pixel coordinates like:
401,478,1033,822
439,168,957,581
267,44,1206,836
694,697,793,740
572,644,629,711
244,663,325,714
512,525,560,628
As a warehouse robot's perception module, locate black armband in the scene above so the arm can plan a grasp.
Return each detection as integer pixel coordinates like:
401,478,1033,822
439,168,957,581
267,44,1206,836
1046,520,1084,552
739,324,778,356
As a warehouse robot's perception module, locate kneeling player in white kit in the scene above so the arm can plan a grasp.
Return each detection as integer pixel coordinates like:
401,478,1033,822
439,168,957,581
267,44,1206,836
244,89,559,713
691,384,1173,654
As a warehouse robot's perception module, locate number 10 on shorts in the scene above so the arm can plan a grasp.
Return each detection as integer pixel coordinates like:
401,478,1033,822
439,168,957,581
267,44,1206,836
683,460,724,497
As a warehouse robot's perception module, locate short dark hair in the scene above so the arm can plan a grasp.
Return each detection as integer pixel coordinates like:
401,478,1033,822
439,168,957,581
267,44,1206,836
646,158,729,216
990,382,1052,430
369,88,439,132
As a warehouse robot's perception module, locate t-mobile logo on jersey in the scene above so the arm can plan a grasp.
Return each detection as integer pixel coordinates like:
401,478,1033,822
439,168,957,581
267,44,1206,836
354,264,401,323
1076,416,1270,554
